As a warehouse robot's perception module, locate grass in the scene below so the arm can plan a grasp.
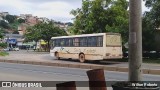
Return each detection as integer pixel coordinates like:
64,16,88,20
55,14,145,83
0,51,9,56
143,58,160,64
111,58,160,64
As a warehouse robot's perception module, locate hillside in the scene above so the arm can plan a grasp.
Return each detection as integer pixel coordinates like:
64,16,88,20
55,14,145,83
0,14,24,34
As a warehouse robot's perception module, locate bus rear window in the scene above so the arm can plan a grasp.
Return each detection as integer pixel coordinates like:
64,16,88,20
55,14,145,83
106,35,121,46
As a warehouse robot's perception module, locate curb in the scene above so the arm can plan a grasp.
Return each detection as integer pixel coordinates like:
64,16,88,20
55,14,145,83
0,59,160,75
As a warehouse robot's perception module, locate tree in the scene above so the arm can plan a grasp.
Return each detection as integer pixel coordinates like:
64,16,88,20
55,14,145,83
25,22,67,51
142,0,160,51
5,15,16,23
144,0,160,29
0,20,10,29
0,29,3,38
39,22,67,50
105,0,129,43
18,18,25,23
70,0,129,43
24,26,41,43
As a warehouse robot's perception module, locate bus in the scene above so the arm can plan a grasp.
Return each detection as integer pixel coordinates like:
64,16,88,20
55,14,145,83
50,33,123,63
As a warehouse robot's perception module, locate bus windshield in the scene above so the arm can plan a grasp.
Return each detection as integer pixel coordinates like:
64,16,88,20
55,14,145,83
106,35,121,46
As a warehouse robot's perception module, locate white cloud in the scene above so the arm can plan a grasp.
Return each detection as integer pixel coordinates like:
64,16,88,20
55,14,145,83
0,0,82,22
0,0,149,22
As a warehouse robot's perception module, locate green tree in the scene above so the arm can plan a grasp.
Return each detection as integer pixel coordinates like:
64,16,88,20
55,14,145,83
142,16,156,51
25,22,67,51
0,28,5,38
5,15,16,23
144,0,160,29
24,26,41,43
105,0,129,43
0,29,3,38
18,18,25,23
39,22,67,50
142,0,160,51
70,0,129,43
0,20,10,29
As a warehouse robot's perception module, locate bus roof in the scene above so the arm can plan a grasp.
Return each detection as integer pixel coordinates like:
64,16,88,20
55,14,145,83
51,33,120,39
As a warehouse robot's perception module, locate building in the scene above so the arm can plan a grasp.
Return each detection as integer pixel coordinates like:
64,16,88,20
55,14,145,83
4,34,24,48
26,16,38,26
19,14,32,19
18,23,28,35
38,17,50,23
0,12,9,17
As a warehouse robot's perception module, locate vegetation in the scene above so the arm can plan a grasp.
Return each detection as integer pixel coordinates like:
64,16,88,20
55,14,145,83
69,0,160,52
111,58,160,64
5,15,16,23
0,20,10,29
0,28,7,38
17,18,25,23
0,14,23,33
70,0,129,44
142,0,160,51
0,43,7,48
0,51,9,56
24,21,67,51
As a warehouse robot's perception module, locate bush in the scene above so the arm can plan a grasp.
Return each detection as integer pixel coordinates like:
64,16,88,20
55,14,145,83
0,43,7,48
0,51,9,56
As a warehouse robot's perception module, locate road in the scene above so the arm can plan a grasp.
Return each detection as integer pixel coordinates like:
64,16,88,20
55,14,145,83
1,50,160,70
0,62,160,90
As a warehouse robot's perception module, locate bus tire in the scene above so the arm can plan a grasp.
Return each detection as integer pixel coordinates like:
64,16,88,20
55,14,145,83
79,53,85,63
55,52,60,60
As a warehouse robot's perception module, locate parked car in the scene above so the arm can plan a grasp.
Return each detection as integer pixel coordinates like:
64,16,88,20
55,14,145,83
3,47,11,51
13,47,19,51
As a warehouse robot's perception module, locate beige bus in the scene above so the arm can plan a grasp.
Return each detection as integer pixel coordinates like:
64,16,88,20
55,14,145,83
50,33,123,63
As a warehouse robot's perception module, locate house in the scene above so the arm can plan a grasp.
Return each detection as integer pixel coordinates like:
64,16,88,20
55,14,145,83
18,23,28,35
26,16,38,26
38,17,50,23
0,12,9,17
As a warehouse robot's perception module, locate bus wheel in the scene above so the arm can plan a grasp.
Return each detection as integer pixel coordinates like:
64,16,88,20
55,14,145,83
55,52,60,60
79,54,85,63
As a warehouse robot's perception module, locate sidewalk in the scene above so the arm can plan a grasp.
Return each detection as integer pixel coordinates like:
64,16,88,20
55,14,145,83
0,50,160,75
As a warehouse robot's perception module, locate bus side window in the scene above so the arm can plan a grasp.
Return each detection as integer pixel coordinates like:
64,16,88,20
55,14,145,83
52,40,55,47
79,37,84,47
65,38,69,47
79,37,87,47
73,38,79,47
61,39,65,46
56,39,61,47
97,36,103,47
88,36,97,47
87,37,91,47
54,39,57,46
69,38,73,47
93,37,97,47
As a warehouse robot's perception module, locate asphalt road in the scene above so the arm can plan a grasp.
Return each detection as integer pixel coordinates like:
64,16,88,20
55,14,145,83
1,50,160,70
0,62,160,90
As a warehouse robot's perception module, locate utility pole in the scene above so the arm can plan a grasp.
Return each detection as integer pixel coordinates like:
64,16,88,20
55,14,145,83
129,0,142,81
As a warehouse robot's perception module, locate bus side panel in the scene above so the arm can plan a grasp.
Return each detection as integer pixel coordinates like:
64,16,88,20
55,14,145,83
55,47,104,60
103,46,123,59
50,47,61,57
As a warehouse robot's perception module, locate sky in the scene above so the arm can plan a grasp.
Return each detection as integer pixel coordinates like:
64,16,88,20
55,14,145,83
0,0,149,23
